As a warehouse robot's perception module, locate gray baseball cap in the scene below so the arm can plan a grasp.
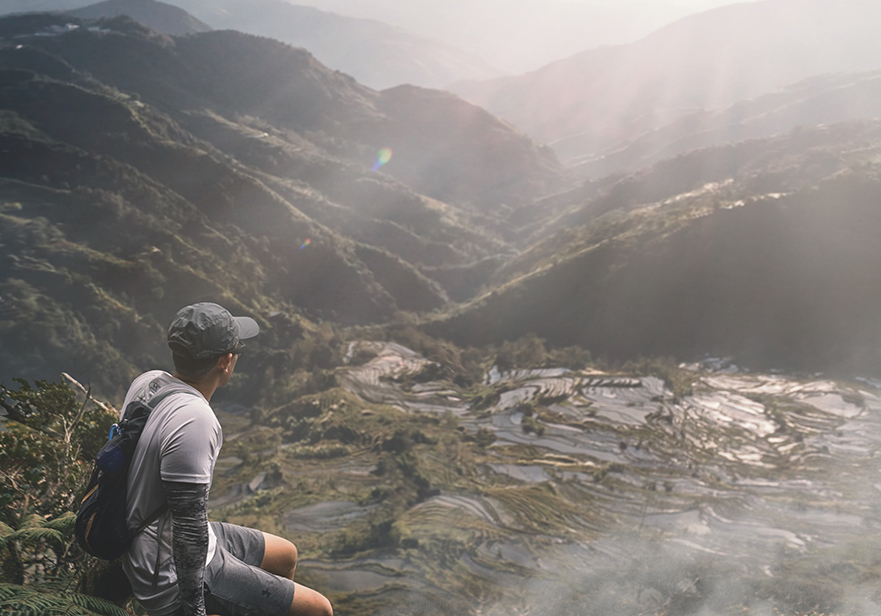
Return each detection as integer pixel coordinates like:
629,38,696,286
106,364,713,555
167,302,259,360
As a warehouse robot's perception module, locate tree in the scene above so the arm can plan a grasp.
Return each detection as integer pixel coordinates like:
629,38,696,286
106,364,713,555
0,376,117,526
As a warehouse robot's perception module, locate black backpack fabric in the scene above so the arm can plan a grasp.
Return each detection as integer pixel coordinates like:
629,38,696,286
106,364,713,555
75,385,193,560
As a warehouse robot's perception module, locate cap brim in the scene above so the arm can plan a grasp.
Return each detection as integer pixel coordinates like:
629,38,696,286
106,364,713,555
234,316,259,340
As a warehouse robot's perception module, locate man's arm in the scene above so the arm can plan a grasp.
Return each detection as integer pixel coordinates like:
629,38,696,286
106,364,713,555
162,480,210,616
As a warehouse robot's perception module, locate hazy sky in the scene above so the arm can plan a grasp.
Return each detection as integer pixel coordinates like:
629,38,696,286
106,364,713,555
297,0,751,72
566,0,739,6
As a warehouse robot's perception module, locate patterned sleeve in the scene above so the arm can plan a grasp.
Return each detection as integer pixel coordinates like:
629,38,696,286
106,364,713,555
162,480,209,616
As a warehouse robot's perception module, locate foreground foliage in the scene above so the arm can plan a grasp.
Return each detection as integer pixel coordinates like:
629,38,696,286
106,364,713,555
0,378,125,614
0,583,126,616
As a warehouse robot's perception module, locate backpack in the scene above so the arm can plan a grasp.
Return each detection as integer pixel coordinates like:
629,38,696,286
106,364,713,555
75,384,195,560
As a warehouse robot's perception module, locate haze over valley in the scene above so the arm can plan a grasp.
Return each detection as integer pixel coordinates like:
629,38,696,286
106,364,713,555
292,0,741,74
2,2,881,615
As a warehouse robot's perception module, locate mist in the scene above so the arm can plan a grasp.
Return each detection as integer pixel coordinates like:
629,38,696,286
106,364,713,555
290,0,744,73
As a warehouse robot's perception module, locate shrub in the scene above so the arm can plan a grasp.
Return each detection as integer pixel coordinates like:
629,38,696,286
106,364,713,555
0,377,124,608
0,378,116,524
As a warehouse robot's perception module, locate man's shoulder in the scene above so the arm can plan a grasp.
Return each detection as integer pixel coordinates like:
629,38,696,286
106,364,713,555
161,390,212,415
121,370,171,418
123,371,210,415
127,370,169,395
145,386,219,454
126,369,161,386
152,382,216,428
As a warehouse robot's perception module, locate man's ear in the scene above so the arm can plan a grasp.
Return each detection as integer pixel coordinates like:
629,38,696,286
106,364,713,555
217,353,233,373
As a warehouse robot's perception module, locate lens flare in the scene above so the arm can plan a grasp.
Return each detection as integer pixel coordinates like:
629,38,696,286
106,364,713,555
372,147,393,171
299,238,312,250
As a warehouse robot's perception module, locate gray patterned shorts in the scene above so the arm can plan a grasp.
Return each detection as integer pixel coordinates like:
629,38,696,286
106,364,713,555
200,522,295,616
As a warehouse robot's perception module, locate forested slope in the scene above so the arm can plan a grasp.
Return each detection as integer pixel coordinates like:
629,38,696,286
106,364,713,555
0,14,562,393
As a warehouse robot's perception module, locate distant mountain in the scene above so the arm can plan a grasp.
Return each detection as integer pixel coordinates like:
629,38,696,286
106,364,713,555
16,16,561,209
0,0,502,89
0,0,91,13
0,14,562,389
299,0,711,74
428,120,881,375
573,70,881,178
451,0,881,168
161,0,502,90
68,0,211,36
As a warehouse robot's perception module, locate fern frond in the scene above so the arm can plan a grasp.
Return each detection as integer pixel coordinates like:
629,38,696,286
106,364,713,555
13,527,64,543
15,592,94,615
70,593,129,616
17,513,46,530
0,520,14,538
0,585,39,608
44,511,77,533
0,585,47,612
0,582,31,601
0,584,121,616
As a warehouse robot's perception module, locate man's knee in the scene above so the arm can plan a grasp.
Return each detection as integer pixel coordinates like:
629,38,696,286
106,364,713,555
262,533,298,579
289,583,332,616
284,541,298,575
313,594,332,616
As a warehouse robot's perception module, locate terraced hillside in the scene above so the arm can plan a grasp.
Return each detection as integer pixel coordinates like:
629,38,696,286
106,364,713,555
207,342,881,616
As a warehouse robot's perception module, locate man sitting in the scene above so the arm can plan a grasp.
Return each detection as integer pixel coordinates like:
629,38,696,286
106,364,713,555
121,302,332,616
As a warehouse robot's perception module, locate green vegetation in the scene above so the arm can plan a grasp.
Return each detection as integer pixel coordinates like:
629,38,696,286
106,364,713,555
0,379,116,524
0,378,129,614
0,583,126,616
494,334,592,372
623,357,695,400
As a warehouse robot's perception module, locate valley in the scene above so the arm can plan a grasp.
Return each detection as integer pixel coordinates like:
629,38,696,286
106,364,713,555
0,2,880,615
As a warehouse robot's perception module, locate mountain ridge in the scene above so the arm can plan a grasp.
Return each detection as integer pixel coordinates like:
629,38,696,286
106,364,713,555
300,0,724,74
0,0,503,89
68,0,211,35
0,15,560,390
140,0,503,89
451,0,881,169
568,70,881,178
427,120,881,375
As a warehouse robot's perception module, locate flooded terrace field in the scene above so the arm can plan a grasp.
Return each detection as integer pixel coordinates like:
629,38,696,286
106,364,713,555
212,342,881,616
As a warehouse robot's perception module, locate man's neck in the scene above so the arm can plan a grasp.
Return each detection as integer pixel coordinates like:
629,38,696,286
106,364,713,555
171,372,217,402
